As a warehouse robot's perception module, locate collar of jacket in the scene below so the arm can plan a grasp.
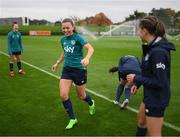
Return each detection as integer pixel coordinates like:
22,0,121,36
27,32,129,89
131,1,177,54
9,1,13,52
142,36,162,56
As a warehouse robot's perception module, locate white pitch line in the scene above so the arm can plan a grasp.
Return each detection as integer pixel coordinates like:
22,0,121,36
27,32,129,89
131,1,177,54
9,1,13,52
1,50,180,133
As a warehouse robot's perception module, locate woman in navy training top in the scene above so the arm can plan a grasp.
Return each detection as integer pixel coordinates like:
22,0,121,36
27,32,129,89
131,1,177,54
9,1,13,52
127,16,176,136
109,55,141,109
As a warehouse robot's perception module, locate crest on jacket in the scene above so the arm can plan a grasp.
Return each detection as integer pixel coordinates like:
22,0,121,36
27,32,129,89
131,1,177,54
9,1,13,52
145,54,149,61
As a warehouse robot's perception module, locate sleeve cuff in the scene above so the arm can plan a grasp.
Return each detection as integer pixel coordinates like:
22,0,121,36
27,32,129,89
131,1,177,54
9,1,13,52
134,75,142,83
134,75,142,89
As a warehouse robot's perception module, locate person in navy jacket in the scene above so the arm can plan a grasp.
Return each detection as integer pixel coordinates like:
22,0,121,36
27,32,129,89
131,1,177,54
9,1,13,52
109,55,141,109
127,16,176,136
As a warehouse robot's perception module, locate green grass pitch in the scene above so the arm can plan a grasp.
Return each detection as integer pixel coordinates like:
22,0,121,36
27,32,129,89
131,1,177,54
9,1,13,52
0,35,180,136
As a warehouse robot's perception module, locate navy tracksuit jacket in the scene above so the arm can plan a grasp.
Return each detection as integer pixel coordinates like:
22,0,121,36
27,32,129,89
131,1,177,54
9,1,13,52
134,37,176,108
119,55,141,75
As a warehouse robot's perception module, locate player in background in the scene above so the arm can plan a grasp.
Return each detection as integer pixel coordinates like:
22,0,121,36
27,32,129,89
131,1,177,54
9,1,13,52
8,22,25,77
109,55,141,108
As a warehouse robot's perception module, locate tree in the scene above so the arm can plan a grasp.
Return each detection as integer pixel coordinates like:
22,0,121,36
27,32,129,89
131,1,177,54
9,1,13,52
149,8,176,28
79,12,112,26
29,19,51,25
125,10,147,21
54,21,61,26
134,10,147,19
174,11,180,29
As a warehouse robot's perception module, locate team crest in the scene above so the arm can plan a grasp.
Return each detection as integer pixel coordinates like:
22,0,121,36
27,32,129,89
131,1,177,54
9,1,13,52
145,54,149,61
71,40,76,45
12,35,19,39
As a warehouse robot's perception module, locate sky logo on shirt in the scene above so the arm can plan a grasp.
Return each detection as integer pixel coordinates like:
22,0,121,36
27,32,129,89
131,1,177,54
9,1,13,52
156,62,166,70
64,46,74,53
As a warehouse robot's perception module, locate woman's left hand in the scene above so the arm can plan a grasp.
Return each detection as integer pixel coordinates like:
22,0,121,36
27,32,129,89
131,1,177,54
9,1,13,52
81,58,89,67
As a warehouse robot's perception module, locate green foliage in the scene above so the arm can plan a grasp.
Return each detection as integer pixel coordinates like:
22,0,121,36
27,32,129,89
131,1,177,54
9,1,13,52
0,25,110,36
125,10,147,21
150,8,176,28
174,11,180,29
29,19,51,25
0,25,61,35
124,8,179,34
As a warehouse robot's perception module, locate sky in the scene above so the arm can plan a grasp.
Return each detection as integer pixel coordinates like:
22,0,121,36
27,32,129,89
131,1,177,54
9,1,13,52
0,0,179,23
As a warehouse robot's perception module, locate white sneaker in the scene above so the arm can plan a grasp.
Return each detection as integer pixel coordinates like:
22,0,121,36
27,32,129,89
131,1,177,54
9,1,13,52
113,100,119,105
120,99,129,109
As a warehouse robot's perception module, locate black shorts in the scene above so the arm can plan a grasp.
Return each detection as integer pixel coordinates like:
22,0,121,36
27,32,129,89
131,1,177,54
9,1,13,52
61,66,87,86
145,106,166,117
11,51,21,55
119,72,128,81
118,70,141,81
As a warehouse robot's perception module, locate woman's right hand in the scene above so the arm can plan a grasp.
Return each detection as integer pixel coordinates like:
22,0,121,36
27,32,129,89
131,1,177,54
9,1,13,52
51,63,58,72
127,74,136,83
131,85,137,95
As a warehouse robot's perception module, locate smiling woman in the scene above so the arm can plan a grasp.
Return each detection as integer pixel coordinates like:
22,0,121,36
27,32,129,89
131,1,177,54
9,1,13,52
51,18,95,130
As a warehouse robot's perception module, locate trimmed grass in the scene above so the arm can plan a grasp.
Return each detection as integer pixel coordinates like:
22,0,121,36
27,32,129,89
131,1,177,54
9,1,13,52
0,36,180,136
